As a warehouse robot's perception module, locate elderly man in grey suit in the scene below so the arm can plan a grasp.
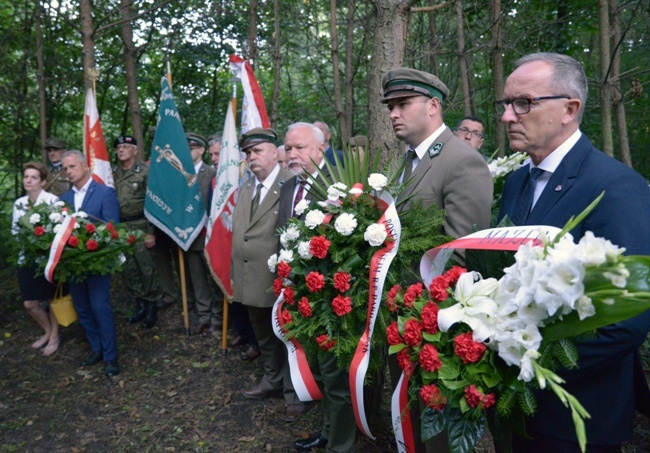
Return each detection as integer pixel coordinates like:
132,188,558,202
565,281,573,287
232,127,306,423
382,68,493,453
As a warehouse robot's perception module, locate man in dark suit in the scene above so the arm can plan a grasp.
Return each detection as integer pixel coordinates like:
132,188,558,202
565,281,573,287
60,150,121,377
184,133,221,335
496,52,650,452
277,122,354,452
231,128,305,422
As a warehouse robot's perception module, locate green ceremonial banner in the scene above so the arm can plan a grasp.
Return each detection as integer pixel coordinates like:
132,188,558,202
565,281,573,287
145,77,206,251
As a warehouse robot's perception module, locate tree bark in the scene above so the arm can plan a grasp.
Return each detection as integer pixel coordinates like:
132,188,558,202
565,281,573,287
120,0,144,155
455,0,471,116
35,0,47,163
427,0,439,76
330,0,350,145
247,0,258,64
598,0,614,156
490,0,505,157
367,0,411,164
608,0,631,166
271,0,281,129
344,0,355,140
80,0,96,92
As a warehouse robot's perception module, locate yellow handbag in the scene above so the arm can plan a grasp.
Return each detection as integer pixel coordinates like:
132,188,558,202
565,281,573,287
50,282,78,327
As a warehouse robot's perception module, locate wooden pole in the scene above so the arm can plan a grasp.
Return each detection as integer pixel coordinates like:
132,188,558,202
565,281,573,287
178,248,191,336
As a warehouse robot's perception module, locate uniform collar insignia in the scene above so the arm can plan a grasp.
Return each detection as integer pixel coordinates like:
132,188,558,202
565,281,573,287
428,142,443,158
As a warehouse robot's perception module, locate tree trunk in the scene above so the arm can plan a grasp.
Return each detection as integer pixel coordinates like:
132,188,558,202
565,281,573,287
247,0,258,64
330,0,350,145
427,0,439,75
455,0,471,116
271,0,281,129
35,0,47,164
490,0,505,157
608,0,631,167
598,0,613,156
367,0,411,164
344,0,355,139
120,0,144,156
80,0,96,92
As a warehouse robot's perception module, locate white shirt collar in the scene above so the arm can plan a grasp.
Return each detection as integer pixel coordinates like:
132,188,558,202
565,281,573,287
73,177,92,195
194,161,203,174
531,129,582,173
255,164,280,192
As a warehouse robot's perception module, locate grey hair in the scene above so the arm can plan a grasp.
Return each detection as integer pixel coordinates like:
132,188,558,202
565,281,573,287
516,52,587,121
62,149,87,165
208,134,222,146
287,122,325,145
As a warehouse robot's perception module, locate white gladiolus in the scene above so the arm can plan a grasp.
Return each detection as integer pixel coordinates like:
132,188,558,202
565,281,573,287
363,223,387,246
368,173,388,191
334,213,357,236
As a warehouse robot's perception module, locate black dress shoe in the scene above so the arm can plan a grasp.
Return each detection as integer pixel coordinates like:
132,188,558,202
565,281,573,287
104,360,120,377
142,302,157,329
128,300,146,324
294,435,328,451
81,352,103,367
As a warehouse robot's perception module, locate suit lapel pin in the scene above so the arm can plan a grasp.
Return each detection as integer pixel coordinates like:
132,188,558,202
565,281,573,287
278,178,285,188
555,185,562,191
428,142,443,159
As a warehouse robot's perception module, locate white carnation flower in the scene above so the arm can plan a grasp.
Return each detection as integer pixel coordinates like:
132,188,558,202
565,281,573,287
53,201,65,207
327,182,348,201
294,199,310,216
363,223,387,246
334,213,357,236
297,241,313,259
305,209,326,229
49,212,63,223
278,249,294,263
29,213,41,224
280,226,300,248
53,224,63,234
368,173,388,191
267,253,278,272
72,211,88,219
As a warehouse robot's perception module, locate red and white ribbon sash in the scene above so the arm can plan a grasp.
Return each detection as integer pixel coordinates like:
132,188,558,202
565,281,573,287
272,295,323,401
44,213,77,283
349,191,401,439
392,225,562,452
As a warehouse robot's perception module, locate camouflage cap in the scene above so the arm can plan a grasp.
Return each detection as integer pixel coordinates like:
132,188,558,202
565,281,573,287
114,135,138,147
186,132,208,148
45,137,67,149
239,127,278,151
381,67,450,103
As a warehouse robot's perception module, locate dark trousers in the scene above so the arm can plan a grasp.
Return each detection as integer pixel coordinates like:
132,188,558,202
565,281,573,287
69,274,117,361
229,301,257,347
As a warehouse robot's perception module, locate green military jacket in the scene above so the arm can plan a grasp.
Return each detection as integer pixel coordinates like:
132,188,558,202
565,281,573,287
113,161,153,234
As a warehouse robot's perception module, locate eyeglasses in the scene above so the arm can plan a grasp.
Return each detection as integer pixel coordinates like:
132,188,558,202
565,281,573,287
493,95,571,115
455,127,483,139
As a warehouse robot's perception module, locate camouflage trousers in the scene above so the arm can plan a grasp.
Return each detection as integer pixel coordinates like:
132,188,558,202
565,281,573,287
121,221,161,302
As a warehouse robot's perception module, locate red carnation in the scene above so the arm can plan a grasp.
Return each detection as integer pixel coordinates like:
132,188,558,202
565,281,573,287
281,309,293,325
273,277,284,296
86,239,99,251
464,385,496,409
309,236,331,259
110,230,119,239
386,322,403,346
277,261,292,278
127,235,136,244
306,271,326,292
420,384,447,411
34,226,45,236
428,276,450,302
298,297,313,317
421,302,440,334
418,343,442,372
106,222,115,231
333,272,351,293
402,319,423,347
403,282,424,307
85,223,96,234
331,295,352,316
444,266,467,285
397,348,413,371
454,332,487,364
283,286,296,305
316,334,336,351
67,235,79,247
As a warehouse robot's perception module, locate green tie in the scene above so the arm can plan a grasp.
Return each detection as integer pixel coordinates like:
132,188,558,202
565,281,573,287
402,149,417,182
250,183,263,219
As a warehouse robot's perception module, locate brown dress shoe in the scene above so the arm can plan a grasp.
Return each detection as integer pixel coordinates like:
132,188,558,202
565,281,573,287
240,345,261,362
285,404,306,423
193,323,210,335
241,386,281,399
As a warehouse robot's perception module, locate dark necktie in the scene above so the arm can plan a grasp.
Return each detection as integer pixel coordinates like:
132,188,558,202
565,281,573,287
402,149,417,182
510,167,544,225
250,183,263,219
292,180,307,217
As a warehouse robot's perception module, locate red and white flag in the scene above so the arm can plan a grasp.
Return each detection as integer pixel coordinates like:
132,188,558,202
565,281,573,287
204,101,241,299
229,55,270,134
84,88,114,187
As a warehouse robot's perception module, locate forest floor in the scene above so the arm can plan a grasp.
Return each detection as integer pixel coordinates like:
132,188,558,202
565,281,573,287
1,267,649,453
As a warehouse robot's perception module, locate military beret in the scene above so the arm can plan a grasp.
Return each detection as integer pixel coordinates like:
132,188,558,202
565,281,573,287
381,67,450,103
186,132,208,148
45,137,66,149
239,127,278,151
114,135,138,147
348,135,368,149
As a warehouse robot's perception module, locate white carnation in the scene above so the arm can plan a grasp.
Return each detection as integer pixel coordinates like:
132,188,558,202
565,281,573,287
267,253,278,272
334,213,357,236
49,212,63,223
305,209,326,229
280,226,300,248
72,211,88,219
278,249,294,263
327,182,348,201
297,241,313,259
29,213,41,224
368,173,388,191
53,224,63,234
294,199,310,216
53,201,65,207
364,223,387,246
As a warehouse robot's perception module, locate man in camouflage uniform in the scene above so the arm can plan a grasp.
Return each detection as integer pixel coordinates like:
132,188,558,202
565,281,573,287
44,137,72,196
113,135,160,328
